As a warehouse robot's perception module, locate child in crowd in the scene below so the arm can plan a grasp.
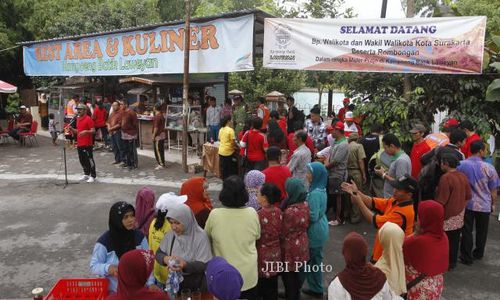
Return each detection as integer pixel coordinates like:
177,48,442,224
49,113,59,146
256,183,283,300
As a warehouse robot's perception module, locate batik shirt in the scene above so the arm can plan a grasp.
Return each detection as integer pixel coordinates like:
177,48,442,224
457,156,499,213
304,119,327,148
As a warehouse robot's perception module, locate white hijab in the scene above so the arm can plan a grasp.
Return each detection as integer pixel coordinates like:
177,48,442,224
375,222,407,296
160,203,212,263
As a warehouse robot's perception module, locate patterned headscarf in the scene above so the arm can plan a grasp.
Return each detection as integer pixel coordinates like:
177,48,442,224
244,170,266,210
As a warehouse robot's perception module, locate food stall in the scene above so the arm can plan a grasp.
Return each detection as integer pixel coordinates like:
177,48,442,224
119,73,226,150
20,9,272,172
265,90,286,112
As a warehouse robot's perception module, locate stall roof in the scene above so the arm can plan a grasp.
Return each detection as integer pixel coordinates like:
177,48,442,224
19,9,272,55
119,74,226,85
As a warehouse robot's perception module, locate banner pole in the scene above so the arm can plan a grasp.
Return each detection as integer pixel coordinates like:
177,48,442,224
380,0,388,18
182,0,191,173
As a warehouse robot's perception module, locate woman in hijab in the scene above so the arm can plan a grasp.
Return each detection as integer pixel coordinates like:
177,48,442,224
375,222,406,297
106,249,168,300
180,177,213,228
245,170,266,210
90,201,154,293
328,232,396,300
403,200,449,300
135,187,156,237
156,203,213,292
301,162,329,298
148,193,187,289
281,178,310,300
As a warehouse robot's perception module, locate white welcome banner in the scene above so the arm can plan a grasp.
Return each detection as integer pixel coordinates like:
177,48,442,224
263,17,486,74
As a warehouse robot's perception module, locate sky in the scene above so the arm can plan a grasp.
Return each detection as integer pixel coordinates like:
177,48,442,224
343,0,406,18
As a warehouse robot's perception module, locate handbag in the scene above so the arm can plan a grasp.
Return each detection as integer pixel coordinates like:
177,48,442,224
401,273,427,299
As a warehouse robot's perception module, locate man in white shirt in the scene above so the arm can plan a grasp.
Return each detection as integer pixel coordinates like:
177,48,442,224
344,111,359,137
206,96,221,141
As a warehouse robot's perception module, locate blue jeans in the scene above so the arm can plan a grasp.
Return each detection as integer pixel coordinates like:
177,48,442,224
111,131,125,163
207,124,220,141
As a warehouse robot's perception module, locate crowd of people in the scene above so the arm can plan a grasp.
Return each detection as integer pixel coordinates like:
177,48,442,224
82,93,498,300
4,92,498,299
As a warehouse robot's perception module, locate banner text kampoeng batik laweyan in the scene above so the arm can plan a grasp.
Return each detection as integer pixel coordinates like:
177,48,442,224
24,15,254,76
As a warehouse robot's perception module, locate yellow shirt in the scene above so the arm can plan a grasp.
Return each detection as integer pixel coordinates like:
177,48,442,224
218,126,236,156
148,218,171,284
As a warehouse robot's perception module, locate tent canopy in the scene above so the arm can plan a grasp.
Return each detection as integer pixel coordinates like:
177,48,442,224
0,80,17,94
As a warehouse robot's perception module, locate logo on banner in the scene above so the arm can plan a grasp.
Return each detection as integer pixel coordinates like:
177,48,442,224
274,24,292,49
268,23,296,66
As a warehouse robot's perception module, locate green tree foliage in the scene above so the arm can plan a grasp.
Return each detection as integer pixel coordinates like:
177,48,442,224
158,0,202,21
5,93,21,114
229,58,306,105
195,0,279,17
26,0,161,40
0,0,33,84
302,0,355,18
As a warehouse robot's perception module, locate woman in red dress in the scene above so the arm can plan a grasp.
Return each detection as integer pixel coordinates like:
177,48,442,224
281,178,310,300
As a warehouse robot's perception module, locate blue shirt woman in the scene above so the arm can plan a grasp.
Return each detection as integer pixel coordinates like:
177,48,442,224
90,201,154,293
300,162,329,297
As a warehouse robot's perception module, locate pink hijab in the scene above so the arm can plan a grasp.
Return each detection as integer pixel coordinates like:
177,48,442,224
135,187,156,237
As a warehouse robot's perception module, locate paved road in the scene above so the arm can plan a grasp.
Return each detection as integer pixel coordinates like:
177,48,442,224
0,136,499,299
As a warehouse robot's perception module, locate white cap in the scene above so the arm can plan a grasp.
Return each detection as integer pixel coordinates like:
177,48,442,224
345,111,354,121
20,105,27,109
156,192,188,212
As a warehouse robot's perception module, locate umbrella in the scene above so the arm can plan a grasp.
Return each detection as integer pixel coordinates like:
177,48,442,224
0,80,17,94
228,89,244,95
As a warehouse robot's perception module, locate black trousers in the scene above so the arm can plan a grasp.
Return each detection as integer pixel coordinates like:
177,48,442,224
153,139,165,166
93,126,109,145
245,159,267,174
122,139,138,168
281,272,301,300
219,154,238,180
258,276,278,300
446,228,461,268
8,128,28,140
77,146,96,178
239,286,258,300
460,209,490,262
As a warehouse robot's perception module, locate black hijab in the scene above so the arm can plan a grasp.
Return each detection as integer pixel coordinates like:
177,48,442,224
109,201,136,258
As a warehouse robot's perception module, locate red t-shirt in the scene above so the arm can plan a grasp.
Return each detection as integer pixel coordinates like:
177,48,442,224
76,115,94,147
461,133,481,158
278,118,287,137
263,165,292,201
287,132,315,161
410,140,431,178
93,106,107,128
338,107,346,122
242,129,268,162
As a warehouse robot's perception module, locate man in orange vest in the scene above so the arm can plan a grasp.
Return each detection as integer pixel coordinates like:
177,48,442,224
257,97,270,131
342,175,416,262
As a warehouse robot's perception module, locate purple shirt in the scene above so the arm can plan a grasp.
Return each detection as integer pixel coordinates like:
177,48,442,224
457,157,499,213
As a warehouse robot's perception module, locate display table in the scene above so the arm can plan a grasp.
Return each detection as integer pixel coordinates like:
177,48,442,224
202,142,220,178
137,115,154,150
